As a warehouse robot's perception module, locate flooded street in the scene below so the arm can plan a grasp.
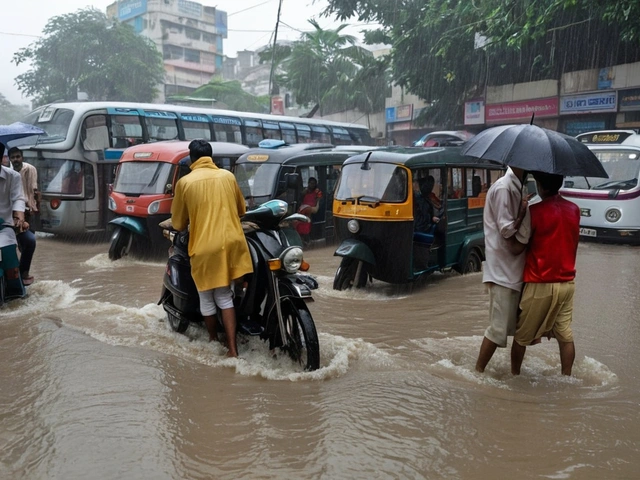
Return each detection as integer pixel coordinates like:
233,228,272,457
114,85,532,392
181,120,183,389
1,237,639,479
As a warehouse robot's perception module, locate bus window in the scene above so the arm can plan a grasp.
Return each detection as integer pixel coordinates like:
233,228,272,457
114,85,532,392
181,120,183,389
448,168,465,199
81,115,110,151
346,127,366,145
295,124,311,143
262,121,282,140
41,159,86,195
110,115,143,148
145,117,179,142
310,125,331,143
331,127,352,145
244,119,263,147
211,116,242,144
280,122,297,144
182,120,212,140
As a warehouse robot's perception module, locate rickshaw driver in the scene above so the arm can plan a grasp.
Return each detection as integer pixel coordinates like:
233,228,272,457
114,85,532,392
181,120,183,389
171,140,253,357
475,167,531,373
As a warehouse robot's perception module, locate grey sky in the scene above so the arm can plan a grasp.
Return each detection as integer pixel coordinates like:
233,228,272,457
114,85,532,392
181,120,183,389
1,0,370,106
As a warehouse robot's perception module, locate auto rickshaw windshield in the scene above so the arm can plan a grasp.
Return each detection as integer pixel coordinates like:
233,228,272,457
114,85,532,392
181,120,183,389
113,161,173,195
235,162,281,198
335,163,408,202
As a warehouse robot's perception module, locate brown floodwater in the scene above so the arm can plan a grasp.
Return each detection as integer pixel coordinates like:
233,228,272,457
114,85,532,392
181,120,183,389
1,236,638,479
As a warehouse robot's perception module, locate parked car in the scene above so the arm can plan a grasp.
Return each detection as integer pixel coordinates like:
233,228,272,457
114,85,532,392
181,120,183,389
413,131,475,147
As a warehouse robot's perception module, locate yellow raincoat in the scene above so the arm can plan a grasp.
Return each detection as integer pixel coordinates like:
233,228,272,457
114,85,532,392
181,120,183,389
171,156,253,291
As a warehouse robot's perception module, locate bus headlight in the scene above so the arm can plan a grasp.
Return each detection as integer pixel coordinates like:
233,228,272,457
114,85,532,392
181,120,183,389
148,201,161,215
347,219,360,233
108,197,116,211
605,208,621,223
281,246,304,273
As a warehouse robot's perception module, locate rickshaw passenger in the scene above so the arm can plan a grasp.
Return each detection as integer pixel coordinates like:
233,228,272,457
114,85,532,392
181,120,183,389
414,176,441,243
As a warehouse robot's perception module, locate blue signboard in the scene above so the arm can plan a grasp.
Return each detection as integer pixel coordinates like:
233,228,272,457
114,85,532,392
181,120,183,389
598,67,613,90
118,0,147,21
560,92,618,115
178,0,202,17
385,107,396,123
216,10,228,38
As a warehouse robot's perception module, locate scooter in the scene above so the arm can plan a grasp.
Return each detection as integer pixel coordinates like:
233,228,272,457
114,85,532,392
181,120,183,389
0,229,26,306
158,200,321,371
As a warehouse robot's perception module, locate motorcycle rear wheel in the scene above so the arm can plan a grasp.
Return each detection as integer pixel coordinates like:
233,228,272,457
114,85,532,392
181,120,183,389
279,299,320,371
163,294,190,334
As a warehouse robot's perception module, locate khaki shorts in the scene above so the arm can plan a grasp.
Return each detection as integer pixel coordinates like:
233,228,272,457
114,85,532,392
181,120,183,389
484,283,521,348
515,281,575,346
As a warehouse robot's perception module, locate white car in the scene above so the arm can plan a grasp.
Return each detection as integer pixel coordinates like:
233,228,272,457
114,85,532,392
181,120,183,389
413,130,475,147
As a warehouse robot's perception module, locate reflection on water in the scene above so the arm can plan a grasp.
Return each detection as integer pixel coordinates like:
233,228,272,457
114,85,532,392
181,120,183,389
1,239,639,479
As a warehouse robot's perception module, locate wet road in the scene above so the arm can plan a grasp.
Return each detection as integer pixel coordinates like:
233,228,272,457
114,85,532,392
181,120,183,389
1,236,639,479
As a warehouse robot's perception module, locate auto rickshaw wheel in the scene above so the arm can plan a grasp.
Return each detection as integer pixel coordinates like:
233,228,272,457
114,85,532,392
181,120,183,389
108,227,133,261
463,249,482,274
333,258,368,290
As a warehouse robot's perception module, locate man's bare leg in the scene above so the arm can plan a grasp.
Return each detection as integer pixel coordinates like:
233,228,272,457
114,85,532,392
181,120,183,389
475,337,498,372
203,314,219,342
511,341,527,375
220,307,238,357
558,341,575,376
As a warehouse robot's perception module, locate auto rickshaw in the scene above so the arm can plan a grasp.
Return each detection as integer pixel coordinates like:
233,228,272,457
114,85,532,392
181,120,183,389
332,147,505,289
234,142,378,245
107,140,249,260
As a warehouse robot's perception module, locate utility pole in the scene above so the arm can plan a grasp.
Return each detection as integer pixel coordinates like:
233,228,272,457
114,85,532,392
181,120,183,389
268,0,284,114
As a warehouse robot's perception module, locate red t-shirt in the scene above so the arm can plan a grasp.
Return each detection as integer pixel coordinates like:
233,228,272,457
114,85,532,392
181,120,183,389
524,194,580,283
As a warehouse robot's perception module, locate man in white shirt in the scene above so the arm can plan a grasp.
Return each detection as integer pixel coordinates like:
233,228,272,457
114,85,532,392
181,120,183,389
475,167,531,373
1,145,27,257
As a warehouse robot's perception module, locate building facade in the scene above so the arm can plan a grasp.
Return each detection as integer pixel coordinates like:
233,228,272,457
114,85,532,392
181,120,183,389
107,0,227,102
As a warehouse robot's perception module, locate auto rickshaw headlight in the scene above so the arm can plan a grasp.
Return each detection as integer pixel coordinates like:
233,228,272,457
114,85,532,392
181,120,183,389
347,219,360,234
605,208,621,223
108,197,116,211
280,246,304,273
148,201,161,215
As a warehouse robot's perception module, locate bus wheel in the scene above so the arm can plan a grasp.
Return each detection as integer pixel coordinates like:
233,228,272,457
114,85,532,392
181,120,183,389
463,249,482,274
333,258,368,290
108,227,133,261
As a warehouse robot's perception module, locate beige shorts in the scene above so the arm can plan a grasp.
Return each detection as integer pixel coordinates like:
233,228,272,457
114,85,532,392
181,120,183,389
514,281,575,346
484,283,521,348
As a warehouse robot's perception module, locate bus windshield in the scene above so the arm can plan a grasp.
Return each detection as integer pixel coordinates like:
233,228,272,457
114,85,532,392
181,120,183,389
235,163,280,202
564,150,640,190
335,163,407,202
20,107,74,145
113,162,174,195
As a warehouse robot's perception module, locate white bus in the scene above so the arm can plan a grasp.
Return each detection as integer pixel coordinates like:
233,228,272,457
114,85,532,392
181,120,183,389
14,101,373,236
560,130,640,243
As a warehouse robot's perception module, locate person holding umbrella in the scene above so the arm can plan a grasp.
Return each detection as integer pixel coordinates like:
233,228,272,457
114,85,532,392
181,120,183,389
474,166,531,373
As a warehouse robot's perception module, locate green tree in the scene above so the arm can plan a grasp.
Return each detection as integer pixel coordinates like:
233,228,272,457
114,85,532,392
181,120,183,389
13,8,164,106
324,0,640,126
169,77,270,113
0,93,31,125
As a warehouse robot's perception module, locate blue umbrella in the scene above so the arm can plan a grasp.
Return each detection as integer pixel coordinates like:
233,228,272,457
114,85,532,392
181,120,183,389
462,124,608,178
0,122,46,153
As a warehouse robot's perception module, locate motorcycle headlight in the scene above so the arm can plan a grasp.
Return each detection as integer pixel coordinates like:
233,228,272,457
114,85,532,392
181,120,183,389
108,197,116,211
280,246,304,273
148,201,160,215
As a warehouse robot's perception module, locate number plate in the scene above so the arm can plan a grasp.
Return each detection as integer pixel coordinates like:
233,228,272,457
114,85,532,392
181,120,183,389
580,227,597,237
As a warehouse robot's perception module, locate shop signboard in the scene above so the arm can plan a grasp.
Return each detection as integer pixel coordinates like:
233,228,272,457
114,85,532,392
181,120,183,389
560,91,617,115
619,88,640,112
464,100,485,125
271,97,284,115
485,97,558,123
118,0,147,21
385,107,396,123
386,104,413,123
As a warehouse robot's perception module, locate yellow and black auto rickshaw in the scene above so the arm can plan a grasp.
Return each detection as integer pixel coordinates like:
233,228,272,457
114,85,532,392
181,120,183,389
332,147,505,289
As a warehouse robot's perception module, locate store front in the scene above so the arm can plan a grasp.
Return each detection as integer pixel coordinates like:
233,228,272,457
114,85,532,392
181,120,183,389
559,91,617,135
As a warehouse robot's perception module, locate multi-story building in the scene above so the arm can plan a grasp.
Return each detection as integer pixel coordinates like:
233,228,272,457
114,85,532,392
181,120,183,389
106,0,227,102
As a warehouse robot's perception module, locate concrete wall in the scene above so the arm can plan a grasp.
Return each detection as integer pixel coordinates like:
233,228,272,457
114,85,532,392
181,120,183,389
487,79,558,103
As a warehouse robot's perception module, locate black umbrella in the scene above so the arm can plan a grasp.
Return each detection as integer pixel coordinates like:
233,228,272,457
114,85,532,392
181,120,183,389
461,124,608,178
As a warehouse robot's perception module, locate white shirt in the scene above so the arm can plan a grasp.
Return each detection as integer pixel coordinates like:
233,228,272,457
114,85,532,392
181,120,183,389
0,165,26,248
482,168,531,291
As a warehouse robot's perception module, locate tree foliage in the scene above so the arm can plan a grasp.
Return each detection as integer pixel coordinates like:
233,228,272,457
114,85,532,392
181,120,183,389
323,0,640,126
0,93,30,125
261,20,390,117
13,8,164,106
169,77,270,113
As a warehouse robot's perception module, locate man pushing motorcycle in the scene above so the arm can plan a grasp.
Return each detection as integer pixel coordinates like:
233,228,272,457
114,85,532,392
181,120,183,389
170,139,253,357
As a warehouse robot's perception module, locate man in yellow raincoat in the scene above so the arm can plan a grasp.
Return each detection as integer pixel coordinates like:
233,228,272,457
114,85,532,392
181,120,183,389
171,140,253,357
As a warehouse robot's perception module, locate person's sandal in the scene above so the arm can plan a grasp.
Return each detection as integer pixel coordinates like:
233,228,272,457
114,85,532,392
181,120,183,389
22,275,34,286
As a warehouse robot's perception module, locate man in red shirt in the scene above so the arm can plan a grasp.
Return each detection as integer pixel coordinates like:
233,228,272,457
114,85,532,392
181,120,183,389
510,171,580,376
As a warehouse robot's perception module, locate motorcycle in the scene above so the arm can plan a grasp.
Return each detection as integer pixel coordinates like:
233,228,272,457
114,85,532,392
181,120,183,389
158,199,321,371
